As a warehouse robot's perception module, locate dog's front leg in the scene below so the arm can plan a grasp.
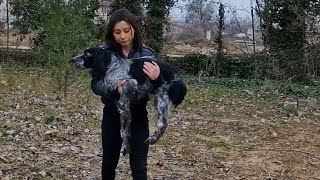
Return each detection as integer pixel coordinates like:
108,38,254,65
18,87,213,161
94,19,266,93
117,92,132,156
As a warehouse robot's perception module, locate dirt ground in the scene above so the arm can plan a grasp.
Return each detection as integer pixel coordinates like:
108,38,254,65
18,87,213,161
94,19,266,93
0,32,33,48
163,38,265,57
0,65,320,180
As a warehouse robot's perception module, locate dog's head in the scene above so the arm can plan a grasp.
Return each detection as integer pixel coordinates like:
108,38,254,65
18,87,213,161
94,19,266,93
71,47,106,69
71,47,118,76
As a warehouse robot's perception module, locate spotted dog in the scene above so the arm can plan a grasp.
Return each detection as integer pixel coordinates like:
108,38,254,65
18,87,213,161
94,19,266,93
71,47,187,155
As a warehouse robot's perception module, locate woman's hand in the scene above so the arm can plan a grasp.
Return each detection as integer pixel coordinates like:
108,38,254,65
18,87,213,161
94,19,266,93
117,80,126,93
118,61,159,93
143,61,160,80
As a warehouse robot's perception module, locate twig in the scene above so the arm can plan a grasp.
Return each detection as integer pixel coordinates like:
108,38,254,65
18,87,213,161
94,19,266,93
198,70,203,83
287,75,296,82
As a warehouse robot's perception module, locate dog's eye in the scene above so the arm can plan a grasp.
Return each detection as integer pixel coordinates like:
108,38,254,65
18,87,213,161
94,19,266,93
85,52,92,57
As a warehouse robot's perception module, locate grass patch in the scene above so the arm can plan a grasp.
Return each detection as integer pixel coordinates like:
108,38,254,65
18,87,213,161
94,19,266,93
197,138,233,151
184,75,320,98
282,106,298,117
0,101,8,111
43,113,58,124
0,122,22,133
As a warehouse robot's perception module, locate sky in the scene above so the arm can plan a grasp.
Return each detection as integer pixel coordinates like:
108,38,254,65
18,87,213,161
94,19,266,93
227,0,251,9
170,0,252,21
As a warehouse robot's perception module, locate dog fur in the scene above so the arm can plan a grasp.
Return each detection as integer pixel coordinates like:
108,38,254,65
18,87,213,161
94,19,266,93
71,47,187,155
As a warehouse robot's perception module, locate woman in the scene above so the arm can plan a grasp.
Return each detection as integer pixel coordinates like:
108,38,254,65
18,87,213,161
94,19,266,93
91,8,160,179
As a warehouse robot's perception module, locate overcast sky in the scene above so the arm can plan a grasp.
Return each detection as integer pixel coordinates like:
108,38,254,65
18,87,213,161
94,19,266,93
170,0,252,21
227,0,251,9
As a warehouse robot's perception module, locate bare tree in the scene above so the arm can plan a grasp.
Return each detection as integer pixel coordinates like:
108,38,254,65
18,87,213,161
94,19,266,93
185,0,217,39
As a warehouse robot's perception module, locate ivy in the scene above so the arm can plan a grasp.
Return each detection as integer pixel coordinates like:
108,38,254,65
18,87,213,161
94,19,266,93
257,0,314,81
214,3,225,77
144,0,175,53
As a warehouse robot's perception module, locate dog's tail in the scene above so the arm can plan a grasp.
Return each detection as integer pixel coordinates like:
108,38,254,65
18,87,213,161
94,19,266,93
168,80,187,107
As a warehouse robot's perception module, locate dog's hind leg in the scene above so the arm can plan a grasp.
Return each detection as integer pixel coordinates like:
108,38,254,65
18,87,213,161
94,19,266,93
145,89,172,144
117,79,139,156
117,93,131,156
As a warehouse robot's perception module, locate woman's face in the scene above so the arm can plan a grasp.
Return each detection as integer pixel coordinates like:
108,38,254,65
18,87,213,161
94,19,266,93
113,20,135,49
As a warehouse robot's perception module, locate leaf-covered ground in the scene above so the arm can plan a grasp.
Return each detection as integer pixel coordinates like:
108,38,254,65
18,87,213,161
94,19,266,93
0,64,320,179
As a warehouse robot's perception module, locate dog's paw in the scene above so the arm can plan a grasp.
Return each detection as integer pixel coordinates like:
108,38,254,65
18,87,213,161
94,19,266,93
144,136,158,145
120,145,130,156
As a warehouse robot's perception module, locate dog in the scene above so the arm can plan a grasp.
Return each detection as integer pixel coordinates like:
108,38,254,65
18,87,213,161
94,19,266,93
71,47,187,155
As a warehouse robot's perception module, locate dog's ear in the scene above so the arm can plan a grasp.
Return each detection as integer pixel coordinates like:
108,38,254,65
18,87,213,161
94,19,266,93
81,48,97,69
91,48,109,74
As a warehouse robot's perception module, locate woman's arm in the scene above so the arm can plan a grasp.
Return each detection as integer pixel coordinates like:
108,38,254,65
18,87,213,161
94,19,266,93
91,76,120,99
90,43,122,99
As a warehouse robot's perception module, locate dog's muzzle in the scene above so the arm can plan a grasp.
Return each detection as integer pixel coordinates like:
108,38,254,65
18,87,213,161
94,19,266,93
70,55,85,69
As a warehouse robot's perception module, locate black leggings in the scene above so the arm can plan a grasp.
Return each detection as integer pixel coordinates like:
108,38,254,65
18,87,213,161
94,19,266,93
101,104,149,180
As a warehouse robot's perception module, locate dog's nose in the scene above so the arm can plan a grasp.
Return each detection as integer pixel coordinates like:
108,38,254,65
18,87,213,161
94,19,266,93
70,58,75,63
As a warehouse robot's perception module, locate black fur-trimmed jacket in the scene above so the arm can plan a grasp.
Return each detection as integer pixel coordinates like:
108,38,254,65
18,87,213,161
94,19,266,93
90,43,159,107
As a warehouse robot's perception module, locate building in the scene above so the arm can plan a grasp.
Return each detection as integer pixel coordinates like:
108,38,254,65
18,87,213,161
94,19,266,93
306,15,320,45
0,1,14,30
96,0,112,21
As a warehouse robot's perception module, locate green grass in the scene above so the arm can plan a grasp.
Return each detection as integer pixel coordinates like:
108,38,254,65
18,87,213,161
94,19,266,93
184,75,320,98
0,122,22,133
43,113,58,124
282,106,298,117
0,101,8,111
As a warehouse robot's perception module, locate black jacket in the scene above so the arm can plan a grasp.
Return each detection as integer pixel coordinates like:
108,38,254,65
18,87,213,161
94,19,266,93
91,43,156,107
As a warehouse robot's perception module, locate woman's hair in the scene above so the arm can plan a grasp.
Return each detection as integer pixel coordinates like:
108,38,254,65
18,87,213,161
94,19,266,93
105,8,143,51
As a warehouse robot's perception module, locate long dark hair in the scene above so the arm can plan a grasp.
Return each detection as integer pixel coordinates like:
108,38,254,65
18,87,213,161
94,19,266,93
105,9,143,52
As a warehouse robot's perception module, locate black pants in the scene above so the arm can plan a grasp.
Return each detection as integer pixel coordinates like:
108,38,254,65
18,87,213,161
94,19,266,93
101,103,149,180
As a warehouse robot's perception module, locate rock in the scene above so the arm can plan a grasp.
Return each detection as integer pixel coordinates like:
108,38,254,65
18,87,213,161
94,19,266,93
39,171,47,176
44,129,58,135
71,146,80,153
218,106,225,112
66,126,74,134
312,112,320,116
35,116,42,121
284,100,297,107
30,147,37,151
15,104,21,109
51,148,63,154
298,99,320,110
0,80,7,86
6,130,15,135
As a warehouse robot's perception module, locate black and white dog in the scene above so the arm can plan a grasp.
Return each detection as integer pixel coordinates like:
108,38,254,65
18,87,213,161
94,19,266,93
71,47,187,155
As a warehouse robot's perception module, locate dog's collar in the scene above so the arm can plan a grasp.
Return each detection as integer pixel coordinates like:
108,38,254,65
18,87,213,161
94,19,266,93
127,56,156,61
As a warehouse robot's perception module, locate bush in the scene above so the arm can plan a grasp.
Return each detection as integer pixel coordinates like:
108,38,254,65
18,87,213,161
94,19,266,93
166,52,255,79
165,53,210,75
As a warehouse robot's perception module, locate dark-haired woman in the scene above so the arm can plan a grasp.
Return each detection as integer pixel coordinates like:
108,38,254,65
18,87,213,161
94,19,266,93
91,8,160,180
